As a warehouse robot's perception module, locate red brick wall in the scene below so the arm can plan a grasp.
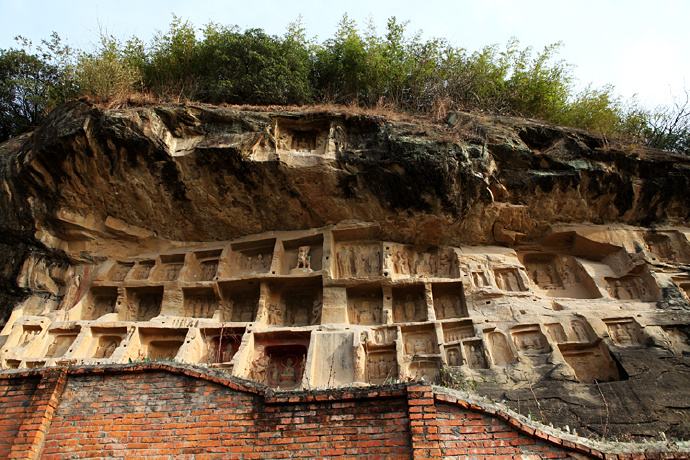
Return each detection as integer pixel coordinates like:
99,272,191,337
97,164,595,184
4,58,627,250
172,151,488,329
0,377,40,458
0,365,666,459
436,402,572,458
42,371,411,459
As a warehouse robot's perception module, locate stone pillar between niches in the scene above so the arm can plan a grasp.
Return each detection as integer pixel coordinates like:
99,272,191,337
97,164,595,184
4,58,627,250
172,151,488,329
406,384,441,459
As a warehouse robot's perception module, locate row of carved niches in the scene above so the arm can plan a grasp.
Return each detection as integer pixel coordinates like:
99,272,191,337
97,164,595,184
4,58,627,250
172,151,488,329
520,252,601,299
248,332,309,390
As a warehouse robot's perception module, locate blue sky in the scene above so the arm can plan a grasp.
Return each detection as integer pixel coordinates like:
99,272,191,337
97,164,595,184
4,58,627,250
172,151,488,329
1,0,688,108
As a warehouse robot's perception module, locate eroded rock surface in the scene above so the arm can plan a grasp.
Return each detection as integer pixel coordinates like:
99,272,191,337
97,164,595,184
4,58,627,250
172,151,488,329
1,101,690,440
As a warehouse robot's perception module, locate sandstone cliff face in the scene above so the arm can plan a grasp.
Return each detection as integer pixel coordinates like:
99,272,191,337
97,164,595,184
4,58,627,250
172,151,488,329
1,101,689,440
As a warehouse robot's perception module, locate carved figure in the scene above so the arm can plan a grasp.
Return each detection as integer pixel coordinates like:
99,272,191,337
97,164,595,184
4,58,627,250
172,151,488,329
164,264,182,281
267,303,283,325
571,319,592,343
403,296,417,321
294,246,312,271
466,344,485,368
447,348,460,366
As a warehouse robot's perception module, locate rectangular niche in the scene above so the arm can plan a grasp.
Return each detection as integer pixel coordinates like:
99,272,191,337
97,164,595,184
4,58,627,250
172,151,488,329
432,282,467,320
603,318,646,347
366,349,398,384
605,273,657,302
385,245,459,279
109,262,133,281
442,320,476,343
84,286,119,320
484,330,517,366
462,338,489,369
366,326,397,346
219,279,260,322
89,327,128,359
45,328,80,358
153,254,185,282
559,342,623,383
401,324,439,357
138,327,187,361
392,284,428,323
194,249,222,281
16,325,43,349
280,234,323,275
266,277,323,327
227,238,275,276
521,253,600,299
123,286,164,321
510,324,551,355
200,327,245,365
644,233,677,262
334,242,382,278
182,287,219,319
409,357,441,383
275,118,330,155
347,284,383,325
544,322,568,343
130,260,156,281
249,331,310,389
493,268,527,292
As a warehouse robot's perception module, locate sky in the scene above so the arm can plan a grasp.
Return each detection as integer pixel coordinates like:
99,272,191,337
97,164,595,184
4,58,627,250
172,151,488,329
1,0,688,108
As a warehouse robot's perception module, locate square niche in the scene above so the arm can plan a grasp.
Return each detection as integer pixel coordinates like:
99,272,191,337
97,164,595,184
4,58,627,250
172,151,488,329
249,331,311,390
182,287,219,319
83,286,119,320
334,242,382,278
130,260,156,281
155,254,186,282
109,262,133,282
194,249,222,281
45,328,80,359
347,284,383,325
201,327,245,365
432,282,467,320
366,349,398,384
89,327,128,359
280,234,324,275
559,342,623,383
493,268,527,292
122,287,164,321
392,284,427,323
442,320,476,344
138,327,187,361
227,239,275,276
219,279,260,322
401,324,439,357
266,277,323,327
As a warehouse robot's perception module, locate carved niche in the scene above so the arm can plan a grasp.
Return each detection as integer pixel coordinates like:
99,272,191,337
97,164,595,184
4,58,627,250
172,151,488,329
110,262,133,281
220,280,260,323
122,287,163,321
366,350,398,384
544,323,567,343
570,318,595,343
409,359,441,382
281,235,323,275
385,245,458,279
228,239,275,276
522,253,600,299
402,325,438,356
139,328,187,361
393,285,427,323
335,243,382,278
367,327,397,346
131,261,155,281
463,339,489,369
347,286,383,325
559,342,621,383
205,332,242,364
195,250,222,281
253,345,307,390
442,320,475,343
46,331,79,358
485,331,516,366
84,287,119,320
606,275,655,301
269,278,323,327
93,336,122,359
183,288,218,319
511,325,551,354
445,346,462,366
644,233,676,261
605,318,646,347
493,268,527,292
17,326,42,348
432,282,467,320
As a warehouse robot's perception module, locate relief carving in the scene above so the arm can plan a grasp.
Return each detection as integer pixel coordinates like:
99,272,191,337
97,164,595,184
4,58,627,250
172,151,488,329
336,244,381,278
486,331,515,366
366,351,397,384
544,323,567,343
511,327,551,354
93,336,121,359
446,347,462,366
606,319,645,346
111,263,133,281
463,341,488,369
163,263,183,281
200,260,218,281
494,268,526,292
184,293,218,318
132,262,155,281
46,334,77,358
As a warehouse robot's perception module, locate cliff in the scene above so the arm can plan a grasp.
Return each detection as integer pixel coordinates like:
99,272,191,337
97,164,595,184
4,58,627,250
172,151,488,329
1,101,689,440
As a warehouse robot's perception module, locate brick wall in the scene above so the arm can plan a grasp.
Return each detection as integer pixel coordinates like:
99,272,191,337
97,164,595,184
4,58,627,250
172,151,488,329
0,364,679,459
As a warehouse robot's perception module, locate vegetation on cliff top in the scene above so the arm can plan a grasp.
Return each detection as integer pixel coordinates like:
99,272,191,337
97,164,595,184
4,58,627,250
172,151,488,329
0,15,688,154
